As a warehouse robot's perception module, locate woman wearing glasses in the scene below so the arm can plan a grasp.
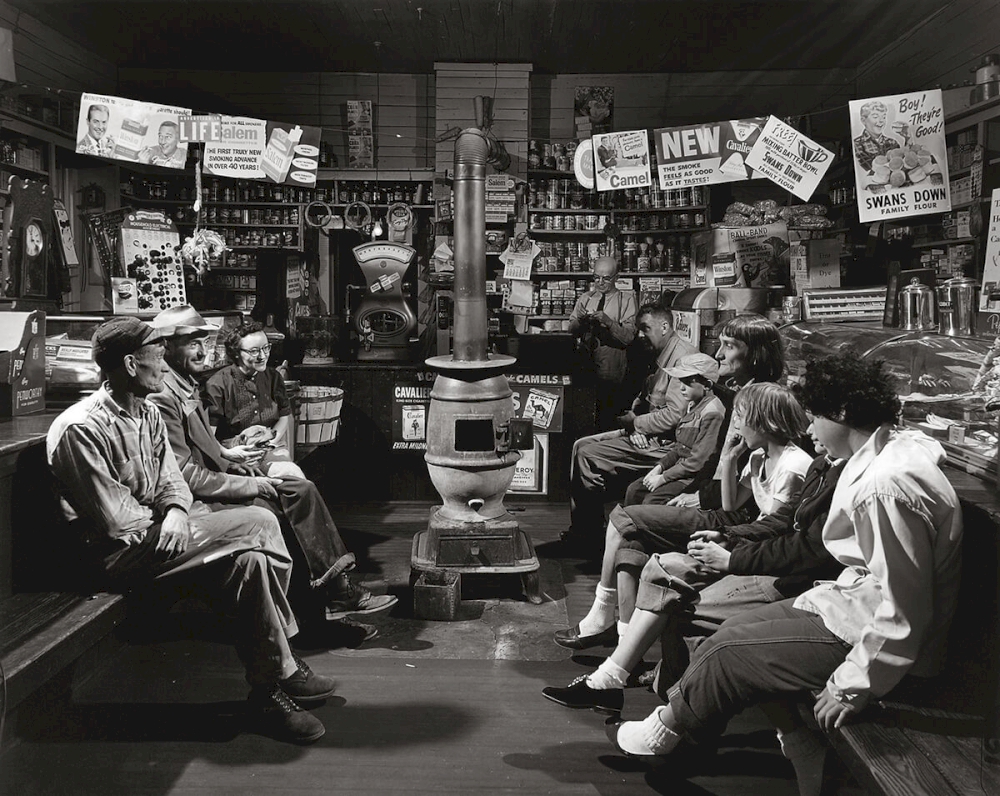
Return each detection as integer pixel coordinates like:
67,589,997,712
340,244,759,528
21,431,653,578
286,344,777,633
205,320,305,479
568,255,638,431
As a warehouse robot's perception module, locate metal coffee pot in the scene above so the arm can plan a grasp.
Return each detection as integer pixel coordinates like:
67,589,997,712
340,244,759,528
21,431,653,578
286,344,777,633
938,276,978,337
899,277,937,331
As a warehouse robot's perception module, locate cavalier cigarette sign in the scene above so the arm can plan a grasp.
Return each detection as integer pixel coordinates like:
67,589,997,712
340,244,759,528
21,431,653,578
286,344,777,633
653,118,765,189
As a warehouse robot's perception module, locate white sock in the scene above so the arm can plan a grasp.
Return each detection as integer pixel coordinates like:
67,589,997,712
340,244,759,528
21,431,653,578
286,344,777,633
617,619,630,639
777,727,828,796
586,658,629,690
578,585,616,636
616,706,682,756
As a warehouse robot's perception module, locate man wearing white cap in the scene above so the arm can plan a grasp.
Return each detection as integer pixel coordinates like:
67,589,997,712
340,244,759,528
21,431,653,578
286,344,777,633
148,306,396,637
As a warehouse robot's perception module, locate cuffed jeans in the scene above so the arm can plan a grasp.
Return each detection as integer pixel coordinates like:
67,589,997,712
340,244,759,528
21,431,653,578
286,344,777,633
666,600,852,745
101,503,298,686
611,501,756,569
256,478,355,589
635,552,785,698
570,430,672,537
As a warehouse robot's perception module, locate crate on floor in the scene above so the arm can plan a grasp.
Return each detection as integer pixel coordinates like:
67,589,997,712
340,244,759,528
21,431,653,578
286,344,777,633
413,570,461,621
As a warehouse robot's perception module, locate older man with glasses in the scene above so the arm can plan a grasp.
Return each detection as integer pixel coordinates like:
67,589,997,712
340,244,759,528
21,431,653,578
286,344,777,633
568,255,638,431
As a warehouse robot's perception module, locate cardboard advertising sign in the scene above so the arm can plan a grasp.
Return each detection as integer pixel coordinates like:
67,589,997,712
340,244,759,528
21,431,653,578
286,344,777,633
745,116,834,201
186,115,322,186
0,311,45,416
653,118,765,188
691,223,791,288
850,90,951,223
391,380,433,451
593,130,651,192
77,93,190,168
347,100,374,168
980,188,1000,312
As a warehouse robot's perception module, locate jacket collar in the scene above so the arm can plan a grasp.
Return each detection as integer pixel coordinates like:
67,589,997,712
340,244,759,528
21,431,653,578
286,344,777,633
161,364,199,400
840,424,892,488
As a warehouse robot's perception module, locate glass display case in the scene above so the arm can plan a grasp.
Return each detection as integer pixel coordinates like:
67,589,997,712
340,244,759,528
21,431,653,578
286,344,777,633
781,321,999,483
779,320,907,380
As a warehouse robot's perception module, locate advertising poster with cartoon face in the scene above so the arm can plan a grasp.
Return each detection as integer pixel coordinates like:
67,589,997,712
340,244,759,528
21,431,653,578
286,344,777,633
850,89,951,223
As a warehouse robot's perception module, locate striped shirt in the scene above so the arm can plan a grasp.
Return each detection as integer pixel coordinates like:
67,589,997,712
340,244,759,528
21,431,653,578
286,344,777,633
46,384,192,548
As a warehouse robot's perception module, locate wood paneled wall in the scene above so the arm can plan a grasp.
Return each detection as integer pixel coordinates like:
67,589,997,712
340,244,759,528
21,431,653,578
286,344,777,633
856,0,1000,96
117,69,435,169
530,70,859,143
434,62,532,180
0,0,116,93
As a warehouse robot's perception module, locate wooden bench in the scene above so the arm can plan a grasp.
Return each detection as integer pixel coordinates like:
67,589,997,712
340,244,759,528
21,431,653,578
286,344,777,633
814,480,1000,795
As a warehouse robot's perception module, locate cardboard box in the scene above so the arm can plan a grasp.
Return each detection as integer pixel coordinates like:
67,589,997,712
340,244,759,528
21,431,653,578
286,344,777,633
0,311,46,416
791,239,841,294
691,222,790,288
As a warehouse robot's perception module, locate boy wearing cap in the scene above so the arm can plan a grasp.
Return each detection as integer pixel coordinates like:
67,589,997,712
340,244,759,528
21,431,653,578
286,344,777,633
47,317,334,744
148,306,396,633
623,352,726,506
553,352,725,650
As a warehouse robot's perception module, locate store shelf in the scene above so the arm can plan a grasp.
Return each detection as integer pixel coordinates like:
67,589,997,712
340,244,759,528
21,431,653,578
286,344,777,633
948,166,973,178
315,167,435,181
178,222,300,228
529,229,606,237
621,227,705,234
949,198,990,209
0,161,47,179
528,205,706,214
911,236,977,248
229,245,303,251
123,195,302,206
527,169,578,179
527,314,572,320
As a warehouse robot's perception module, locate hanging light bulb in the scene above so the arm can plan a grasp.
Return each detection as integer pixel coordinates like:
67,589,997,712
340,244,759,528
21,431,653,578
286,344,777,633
372,216,383,239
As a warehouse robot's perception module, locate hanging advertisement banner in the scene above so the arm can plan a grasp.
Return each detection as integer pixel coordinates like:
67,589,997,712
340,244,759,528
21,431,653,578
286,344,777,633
191,115,323,186
347,100,374,168
849,90,951,223
76,93,190,168
745,115,834,201
593,129,651,192
653,117,765,189
979,188,1000,312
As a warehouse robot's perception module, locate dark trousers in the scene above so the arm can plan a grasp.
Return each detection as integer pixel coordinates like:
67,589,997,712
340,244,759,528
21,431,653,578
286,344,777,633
254,477,356,589
623,475,690,506
667,600,851,744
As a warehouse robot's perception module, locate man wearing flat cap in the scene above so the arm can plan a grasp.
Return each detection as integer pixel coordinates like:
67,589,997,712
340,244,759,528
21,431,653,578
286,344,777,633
46,316,336,744
148,305,395,635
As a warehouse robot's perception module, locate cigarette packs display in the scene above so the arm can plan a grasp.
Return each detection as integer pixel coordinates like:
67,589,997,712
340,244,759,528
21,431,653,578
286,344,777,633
261,125,303,183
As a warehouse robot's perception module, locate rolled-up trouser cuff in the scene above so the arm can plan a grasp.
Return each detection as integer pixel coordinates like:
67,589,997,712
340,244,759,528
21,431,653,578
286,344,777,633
668,684,711,743
634,557,700,613
309,552,356,589
608,504,650,570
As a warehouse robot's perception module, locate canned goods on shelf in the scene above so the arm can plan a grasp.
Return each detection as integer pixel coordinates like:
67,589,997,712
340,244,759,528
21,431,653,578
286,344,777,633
551,215,564,230
563,215,577,231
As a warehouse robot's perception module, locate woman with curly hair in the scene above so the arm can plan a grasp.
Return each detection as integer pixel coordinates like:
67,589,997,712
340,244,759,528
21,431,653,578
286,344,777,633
606,353,963,796
205,320,305,480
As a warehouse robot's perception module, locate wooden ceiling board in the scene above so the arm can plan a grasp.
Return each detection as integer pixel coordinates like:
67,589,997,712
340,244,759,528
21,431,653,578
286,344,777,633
14,0,952,74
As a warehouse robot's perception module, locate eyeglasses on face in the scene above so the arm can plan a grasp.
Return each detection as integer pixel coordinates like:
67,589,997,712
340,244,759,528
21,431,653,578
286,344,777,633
592,274,615,283
240,344,272,358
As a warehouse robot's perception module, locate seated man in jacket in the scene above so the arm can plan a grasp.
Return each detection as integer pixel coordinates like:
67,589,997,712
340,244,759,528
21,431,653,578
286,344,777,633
48,316,334,744
149,306,395,636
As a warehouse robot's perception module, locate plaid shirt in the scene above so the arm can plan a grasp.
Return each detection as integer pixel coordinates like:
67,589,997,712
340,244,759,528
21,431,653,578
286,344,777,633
204,364,290,443
853,129,899,173
46,384,192,548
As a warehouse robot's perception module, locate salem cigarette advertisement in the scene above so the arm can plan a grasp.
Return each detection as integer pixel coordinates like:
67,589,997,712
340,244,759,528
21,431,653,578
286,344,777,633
187,115,323,186
593,130,651,192
745,116,834,201
653,118,765,189
849,89,951,223
77,93,190,168
980,188,1000,311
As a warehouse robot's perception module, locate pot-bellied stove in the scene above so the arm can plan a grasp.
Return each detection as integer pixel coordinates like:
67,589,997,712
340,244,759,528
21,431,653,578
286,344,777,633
410,127,540,604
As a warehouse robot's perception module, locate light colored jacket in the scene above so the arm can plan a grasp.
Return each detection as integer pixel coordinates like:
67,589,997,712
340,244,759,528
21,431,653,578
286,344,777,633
632,334,697,436
794,425,963,710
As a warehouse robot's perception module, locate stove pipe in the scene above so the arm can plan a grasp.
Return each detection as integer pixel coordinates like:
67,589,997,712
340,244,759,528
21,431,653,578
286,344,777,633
423,127,518,523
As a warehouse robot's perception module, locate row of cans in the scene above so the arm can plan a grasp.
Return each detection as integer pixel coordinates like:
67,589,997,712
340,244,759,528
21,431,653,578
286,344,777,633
206,207,300,225
527,182,707,211
529,212,704,231
530,213,608,231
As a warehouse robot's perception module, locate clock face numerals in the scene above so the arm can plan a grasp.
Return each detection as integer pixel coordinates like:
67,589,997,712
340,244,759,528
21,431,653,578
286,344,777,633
26,223,44,257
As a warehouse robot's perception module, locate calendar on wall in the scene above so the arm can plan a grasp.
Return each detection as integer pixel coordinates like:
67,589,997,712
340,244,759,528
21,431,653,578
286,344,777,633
118,210,186,313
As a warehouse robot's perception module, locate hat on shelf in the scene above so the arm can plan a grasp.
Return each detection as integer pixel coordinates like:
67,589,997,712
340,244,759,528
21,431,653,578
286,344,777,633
665,353,720,384
92,316,165,371
151,304,219,338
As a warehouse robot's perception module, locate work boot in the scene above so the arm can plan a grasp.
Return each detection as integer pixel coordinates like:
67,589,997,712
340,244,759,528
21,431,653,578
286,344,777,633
248,684,325,744
325,576,398,620
278,653,337,705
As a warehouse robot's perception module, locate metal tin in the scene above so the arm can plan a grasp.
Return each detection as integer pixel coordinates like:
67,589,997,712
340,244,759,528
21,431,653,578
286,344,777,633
782,296,802,323
583,214,599,230
551,215,564,230
563,215,576,230
556,155,570,171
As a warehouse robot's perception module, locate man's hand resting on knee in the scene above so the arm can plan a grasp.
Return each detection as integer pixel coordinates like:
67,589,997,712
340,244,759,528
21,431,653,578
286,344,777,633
156,507,191,558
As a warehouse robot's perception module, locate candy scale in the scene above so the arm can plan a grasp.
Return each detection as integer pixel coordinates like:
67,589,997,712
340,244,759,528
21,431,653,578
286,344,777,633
352,241,418,361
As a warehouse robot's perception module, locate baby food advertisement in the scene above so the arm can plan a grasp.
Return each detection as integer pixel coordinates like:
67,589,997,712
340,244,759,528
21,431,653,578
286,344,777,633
849,89,951,223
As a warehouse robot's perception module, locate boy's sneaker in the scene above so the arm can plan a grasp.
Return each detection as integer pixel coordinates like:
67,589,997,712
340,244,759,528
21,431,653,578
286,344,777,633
248,684,325,744
325,579,398,620
278,653,337,704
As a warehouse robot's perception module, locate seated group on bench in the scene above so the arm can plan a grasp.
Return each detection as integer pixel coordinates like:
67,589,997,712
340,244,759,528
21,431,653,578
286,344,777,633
45,309,396,746
545,333,964,795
